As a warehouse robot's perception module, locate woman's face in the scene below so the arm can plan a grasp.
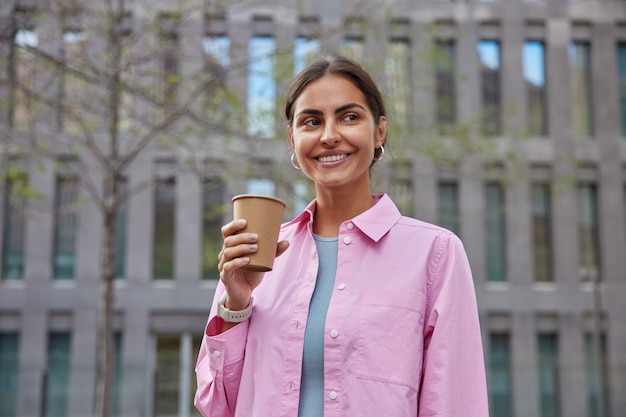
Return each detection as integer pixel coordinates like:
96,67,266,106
288,74,386,192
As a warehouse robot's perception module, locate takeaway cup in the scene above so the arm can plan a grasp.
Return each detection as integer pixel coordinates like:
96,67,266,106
232,194,286,272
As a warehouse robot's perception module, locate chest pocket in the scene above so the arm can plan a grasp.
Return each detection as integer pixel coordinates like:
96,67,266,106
355,288,426,392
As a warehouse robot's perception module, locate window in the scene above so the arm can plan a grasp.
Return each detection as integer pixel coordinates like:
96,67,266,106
247,178,275,196
538,333,560,417
62,29,87,133
160,14,180,106
10,28,38,128
617,43,626,137
532,184,553,282
294,37,320,75
435,40,457,127
584,333,609,417
569,42,594,137
0,332,19,417
489,333,512,417
53,173,79,280
154,333,203,417
44,332,71,417
202,178,225,279
202,34,230,122
113,332,123,417
248,36,276,138
392,160,414,217
153,176,176,280
386,39,411,126
485,182,506,282
438,181,460,236
524,41,548,136
478,40,502,136
114,177,128,280
578,183,600,282
2,170,27,280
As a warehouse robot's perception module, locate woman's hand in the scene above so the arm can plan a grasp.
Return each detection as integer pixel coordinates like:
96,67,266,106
217,219,289,311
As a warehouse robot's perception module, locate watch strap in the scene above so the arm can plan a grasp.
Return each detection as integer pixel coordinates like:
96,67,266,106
217,292,253,323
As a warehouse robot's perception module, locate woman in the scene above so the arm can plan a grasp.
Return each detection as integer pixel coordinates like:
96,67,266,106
195,56,488,417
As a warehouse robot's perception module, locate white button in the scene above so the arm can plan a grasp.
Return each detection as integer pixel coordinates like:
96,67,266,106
346,222,354,230
213,350,221,358
343,236,351,245
337,283,346,290
329,391,337,400
330,329,339,338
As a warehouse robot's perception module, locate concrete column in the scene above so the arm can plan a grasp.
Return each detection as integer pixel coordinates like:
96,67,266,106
175,173,202,282
68,310,97,417
119,308,151,417
126,152,153,282
560,313,588,417
511,313,539,417
16,312,47,417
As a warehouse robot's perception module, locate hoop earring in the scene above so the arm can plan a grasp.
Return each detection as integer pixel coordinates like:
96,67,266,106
373,146,385,162
290,153,301,170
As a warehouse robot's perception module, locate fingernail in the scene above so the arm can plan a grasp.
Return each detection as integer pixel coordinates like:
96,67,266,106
249,233,258,241
241,257,250,264
249,244,258,251
237,219,245,227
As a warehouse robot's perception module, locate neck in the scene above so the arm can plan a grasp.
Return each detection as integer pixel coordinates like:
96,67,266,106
312,183,374,237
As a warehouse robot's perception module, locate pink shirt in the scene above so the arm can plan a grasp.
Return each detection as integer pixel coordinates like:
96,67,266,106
194,194,488,417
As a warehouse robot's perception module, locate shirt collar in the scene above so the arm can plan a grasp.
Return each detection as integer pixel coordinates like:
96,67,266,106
285,193,401,242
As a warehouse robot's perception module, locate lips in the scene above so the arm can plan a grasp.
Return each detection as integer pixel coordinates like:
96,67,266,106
317,154,349,163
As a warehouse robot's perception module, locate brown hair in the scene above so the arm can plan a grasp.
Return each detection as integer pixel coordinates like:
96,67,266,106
284,56,387,146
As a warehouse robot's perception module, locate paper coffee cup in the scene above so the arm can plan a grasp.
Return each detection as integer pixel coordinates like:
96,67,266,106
232,194,286,272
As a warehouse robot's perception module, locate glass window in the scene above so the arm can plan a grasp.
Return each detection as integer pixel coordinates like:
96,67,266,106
524,41,548,136
584,333,609,417
62,30,87,133
386,40,411,126
203,35,230,68
45,332,71,417
202,178,225,279
478,40,502,136
2,170,27,280
153,177,176,280
0,332,19,417
392,160,414,217
294,37,320,75
438,181,460,236
190,334,203,417
53,174,79,280
202,34,230,122
11,29,38,128
532,184,553,282
154,334,180,417
248,36,276,138
489,333,512,417
160,15,180,105
617,43,626,137
538,333,560,417
435,40,457,127
341,38,364,62
578,183,600,282
486,182,507,282
115,177,128,280
246,178,275,196
569,42,594,137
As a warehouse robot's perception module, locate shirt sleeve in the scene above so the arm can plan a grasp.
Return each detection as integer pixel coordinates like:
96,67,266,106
194,290,250,417
418,233,489,417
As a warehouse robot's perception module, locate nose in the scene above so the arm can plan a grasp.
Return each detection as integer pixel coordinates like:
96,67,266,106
321,121,340,145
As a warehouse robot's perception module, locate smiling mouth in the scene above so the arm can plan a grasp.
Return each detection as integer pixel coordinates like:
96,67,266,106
317,154,349,163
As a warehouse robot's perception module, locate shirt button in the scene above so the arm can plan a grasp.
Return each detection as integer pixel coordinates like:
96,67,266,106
329,391,338,400
212,350,221,358
330,329,339,338
346,222,354,230
343,236,351,245
337,283,346,290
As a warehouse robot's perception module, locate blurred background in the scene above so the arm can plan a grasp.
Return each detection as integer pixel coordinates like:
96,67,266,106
0,0,625,416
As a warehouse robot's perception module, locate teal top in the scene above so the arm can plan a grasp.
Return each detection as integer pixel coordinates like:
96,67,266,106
298,235,338,417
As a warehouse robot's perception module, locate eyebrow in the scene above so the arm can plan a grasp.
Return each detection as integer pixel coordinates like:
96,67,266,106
295,102,367,119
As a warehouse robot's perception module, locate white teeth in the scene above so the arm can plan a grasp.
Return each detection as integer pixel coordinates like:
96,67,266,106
318,154,348,163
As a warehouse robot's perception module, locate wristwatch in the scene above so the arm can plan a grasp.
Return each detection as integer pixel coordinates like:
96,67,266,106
217,292,254,323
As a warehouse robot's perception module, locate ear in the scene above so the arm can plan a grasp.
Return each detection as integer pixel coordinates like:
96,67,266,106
375,116,387,148
287,126,295,149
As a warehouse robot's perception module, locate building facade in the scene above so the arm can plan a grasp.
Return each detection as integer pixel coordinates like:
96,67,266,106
1,0,626,417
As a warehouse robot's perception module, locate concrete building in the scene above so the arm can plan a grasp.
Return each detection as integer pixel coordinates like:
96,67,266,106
1,0,625,416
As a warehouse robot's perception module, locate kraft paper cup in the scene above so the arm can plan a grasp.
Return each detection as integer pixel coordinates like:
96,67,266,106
232,194,286,272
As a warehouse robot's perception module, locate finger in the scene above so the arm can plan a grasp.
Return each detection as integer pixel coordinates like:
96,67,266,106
275,240,290,257
221,219,247,238
223,232,258,249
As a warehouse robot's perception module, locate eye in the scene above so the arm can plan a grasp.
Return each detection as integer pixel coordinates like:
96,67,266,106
303,118,320,127
342,113,359,122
